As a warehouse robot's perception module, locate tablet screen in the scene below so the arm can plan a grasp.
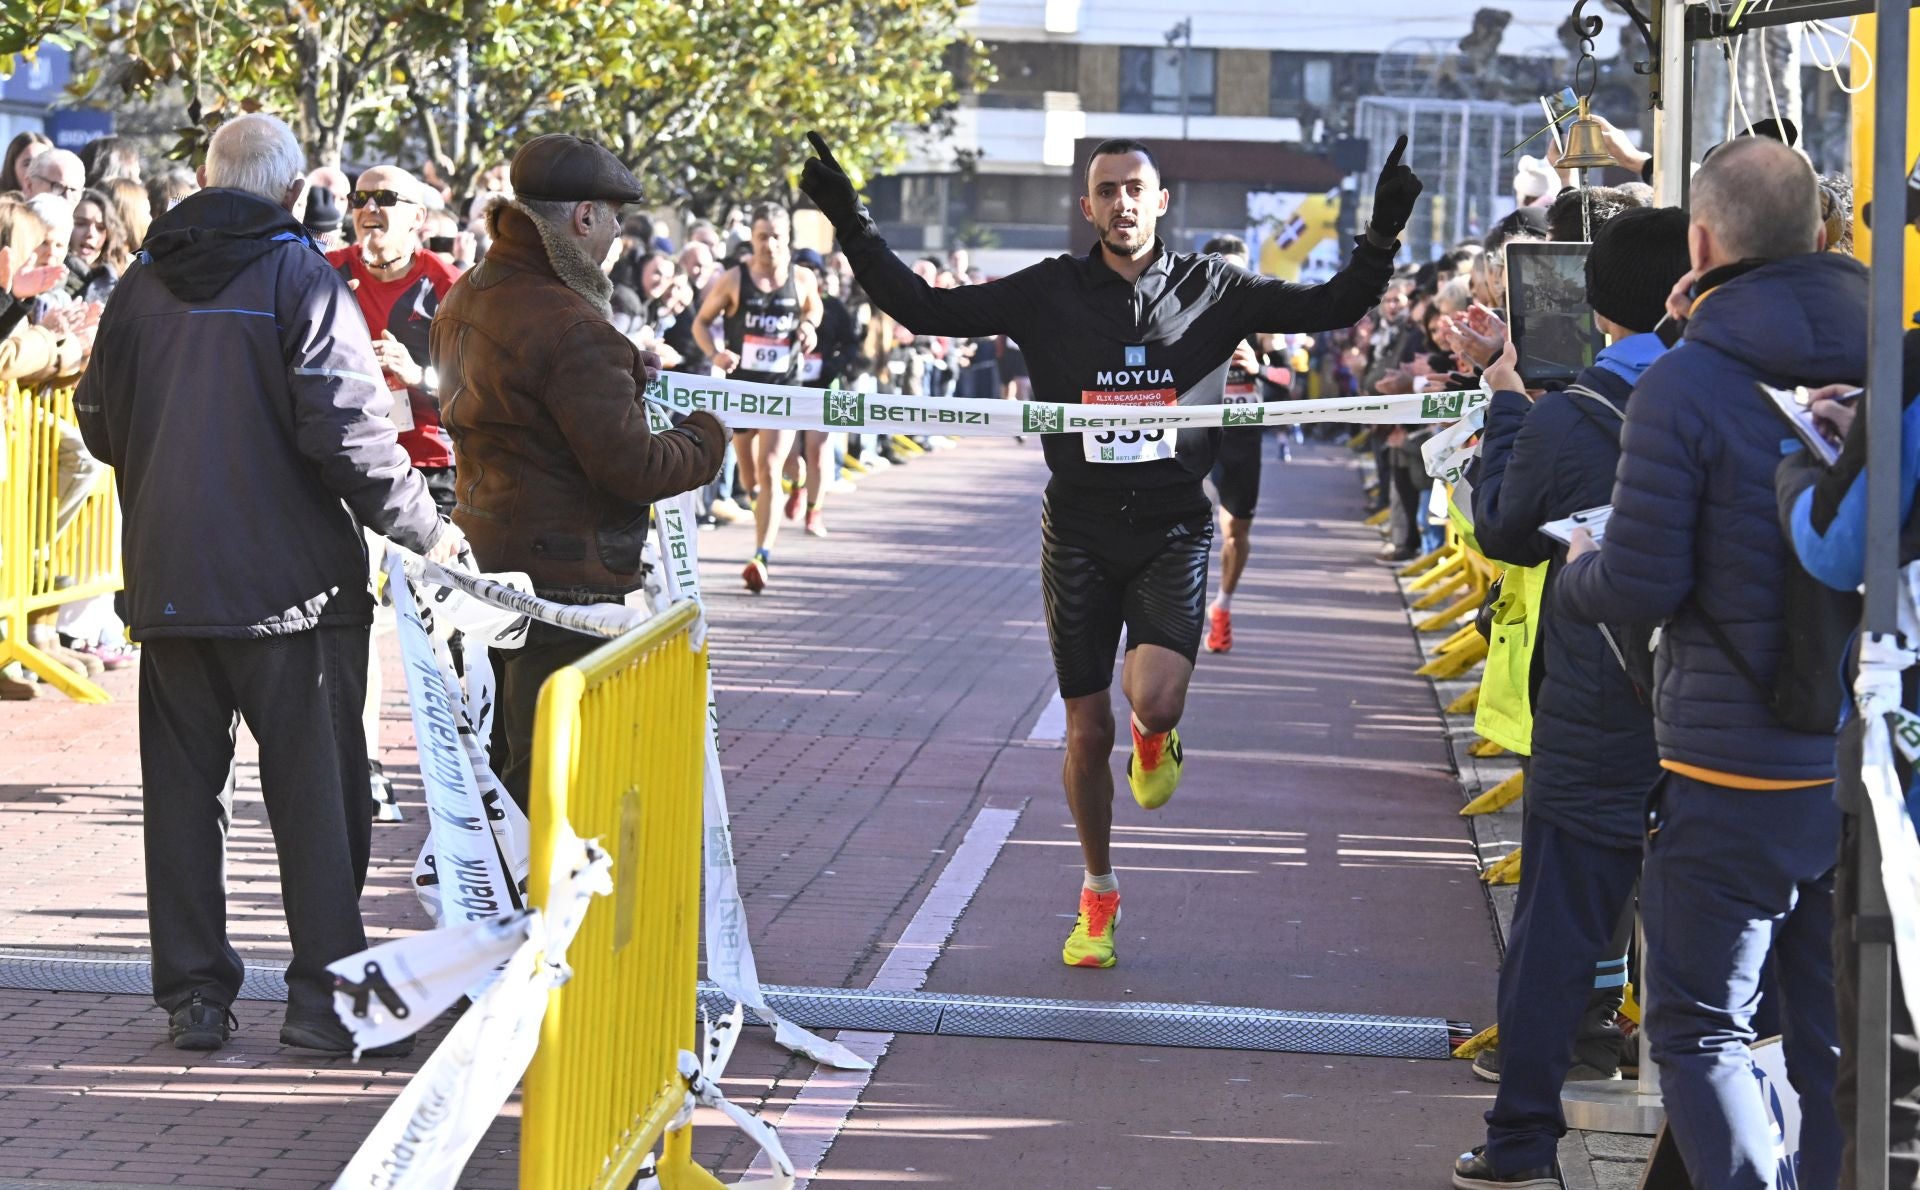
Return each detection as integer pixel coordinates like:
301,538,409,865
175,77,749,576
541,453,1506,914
1505,241,1607,389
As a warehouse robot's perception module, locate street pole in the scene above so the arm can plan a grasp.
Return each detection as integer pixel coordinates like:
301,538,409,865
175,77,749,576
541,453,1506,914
1166,17,1193,248
1853,3,1909,1186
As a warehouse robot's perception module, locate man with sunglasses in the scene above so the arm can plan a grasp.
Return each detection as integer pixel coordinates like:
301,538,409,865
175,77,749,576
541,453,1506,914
328,165,460,822
328,167,458,503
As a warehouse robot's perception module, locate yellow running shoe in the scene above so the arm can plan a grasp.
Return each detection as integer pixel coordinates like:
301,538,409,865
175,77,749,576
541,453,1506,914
1127,723,1183,809
1062,888,1122,968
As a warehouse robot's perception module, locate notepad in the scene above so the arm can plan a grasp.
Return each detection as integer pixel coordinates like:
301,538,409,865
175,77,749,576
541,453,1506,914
1757,382,1853,467
1540,504,1612,546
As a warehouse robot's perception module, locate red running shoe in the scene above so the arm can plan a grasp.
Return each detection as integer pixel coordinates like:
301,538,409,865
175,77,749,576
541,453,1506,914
1205,605,1233,653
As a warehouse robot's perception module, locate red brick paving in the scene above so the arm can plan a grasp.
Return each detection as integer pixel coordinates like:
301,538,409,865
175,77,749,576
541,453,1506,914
0,435,1498,1187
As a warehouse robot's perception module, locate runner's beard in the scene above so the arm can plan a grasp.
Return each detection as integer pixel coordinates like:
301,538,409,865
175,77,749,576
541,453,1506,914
1099,213,1154,259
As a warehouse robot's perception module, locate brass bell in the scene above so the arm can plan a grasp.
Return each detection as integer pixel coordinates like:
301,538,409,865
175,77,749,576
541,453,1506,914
1557,96,1616,171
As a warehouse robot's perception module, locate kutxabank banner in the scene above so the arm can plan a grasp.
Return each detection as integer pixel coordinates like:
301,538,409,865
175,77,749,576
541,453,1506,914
642,371,1486,436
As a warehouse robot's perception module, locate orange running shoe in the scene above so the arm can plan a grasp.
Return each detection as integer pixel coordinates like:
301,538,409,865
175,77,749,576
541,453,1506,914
784,483,804,521
1205,605,1233,653
1062,887,1122,968
742,551,769,593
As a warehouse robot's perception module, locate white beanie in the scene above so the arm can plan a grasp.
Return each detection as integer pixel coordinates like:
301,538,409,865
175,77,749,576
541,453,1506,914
1513,155,1561,205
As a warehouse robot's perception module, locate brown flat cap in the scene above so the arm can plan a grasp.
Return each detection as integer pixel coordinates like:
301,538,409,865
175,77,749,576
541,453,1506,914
510,134,644,204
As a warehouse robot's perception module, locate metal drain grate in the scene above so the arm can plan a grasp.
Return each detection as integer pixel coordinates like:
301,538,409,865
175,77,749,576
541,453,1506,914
0,948,1467,1059
697,983,1463,1060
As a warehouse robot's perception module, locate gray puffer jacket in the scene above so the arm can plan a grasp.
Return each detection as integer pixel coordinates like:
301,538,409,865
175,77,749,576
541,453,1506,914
76,188,445,640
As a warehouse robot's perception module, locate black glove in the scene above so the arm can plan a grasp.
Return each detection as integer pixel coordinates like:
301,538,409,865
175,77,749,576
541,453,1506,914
1368,134,1424,243
800,131,879,244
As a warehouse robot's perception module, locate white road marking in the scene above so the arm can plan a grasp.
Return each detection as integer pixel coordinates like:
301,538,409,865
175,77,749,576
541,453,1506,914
743,804,1023,1187
1026,689,1066,744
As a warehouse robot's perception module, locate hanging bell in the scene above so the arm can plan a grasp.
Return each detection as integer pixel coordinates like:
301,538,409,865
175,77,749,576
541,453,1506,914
1558,97,1615,171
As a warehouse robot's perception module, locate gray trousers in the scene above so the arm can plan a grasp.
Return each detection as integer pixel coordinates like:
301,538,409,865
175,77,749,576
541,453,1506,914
139,626,373,1020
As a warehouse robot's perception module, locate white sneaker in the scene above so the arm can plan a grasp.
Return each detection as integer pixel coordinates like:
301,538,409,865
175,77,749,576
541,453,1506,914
828,478,858,495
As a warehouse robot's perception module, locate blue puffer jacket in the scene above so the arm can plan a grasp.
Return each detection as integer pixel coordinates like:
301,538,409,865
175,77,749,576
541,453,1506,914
1474,362,1659,849
1556,254,1868,782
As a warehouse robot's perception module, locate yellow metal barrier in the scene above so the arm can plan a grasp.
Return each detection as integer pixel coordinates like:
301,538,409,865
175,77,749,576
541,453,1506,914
522,601,725,1190
0,381,120,702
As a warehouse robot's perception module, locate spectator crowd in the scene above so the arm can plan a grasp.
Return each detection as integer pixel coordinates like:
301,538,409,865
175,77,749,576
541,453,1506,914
1310,117,1919,1190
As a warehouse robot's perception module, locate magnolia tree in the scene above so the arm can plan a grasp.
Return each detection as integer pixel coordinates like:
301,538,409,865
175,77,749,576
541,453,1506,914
34,0,985,213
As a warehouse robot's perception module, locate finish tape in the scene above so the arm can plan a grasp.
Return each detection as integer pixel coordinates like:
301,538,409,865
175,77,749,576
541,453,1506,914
641,370,1485,436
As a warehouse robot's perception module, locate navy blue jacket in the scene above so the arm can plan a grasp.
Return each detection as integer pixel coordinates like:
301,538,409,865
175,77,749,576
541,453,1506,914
1473,365,1659,848
1556,254,1869,782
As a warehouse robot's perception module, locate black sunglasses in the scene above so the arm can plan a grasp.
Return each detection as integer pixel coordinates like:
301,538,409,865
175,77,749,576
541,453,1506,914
349,188,415,210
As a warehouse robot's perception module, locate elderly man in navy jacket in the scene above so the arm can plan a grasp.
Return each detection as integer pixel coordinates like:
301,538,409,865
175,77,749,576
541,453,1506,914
1557,137,1863,1190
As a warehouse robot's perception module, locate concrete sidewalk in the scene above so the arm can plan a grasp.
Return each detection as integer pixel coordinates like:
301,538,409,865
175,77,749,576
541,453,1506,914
0,434,1504,1188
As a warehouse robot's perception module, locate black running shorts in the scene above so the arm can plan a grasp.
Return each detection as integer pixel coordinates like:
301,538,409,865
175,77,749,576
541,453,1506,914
1040,485,1214,700
1208,428,1263,520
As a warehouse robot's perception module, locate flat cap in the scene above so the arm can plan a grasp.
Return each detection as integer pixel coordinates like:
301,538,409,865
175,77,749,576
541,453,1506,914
510,134,644,204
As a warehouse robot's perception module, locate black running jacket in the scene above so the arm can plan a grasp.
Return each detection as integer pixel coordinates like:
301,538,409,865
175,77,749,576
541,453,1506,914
844,234,1395,496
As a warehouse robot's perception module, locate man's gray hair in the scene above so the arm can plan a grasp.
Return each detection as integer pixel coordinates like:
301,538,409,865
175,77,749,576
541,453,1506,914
26,192,71,236
1691,137,1821,261
205,114,306,204
517,196,611,227
27,148,82,185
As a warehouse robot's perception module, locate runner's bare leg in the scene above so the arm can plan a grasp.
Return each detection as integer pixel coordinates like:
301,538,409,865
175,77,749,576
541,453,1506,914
803,430,831,510
1121,642,1193,734
734,429,760,507
1062,692,1116,875
753,429,798,555
1217,509,1252,600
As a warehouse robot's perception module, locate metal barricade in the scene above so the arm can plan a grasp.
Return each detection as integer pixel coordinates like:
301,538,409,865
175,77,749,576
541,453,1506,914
0,381,119,702
522,600,722,1190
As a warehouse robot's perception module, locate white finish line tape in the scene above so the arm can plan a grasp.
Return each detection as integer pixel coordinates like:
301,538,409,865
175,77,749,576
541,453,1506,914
643,369,1482,435
744,803,1025,1188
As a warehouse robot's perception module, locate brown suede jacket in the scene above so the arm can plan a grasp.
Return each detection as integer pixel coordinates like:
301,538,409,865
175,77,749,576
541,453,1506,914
433,203,725,597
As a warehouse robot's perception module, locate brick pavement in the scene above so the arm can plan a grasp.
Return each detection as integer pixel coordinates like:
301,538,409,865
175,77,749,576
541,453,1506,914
0,433,1507,1187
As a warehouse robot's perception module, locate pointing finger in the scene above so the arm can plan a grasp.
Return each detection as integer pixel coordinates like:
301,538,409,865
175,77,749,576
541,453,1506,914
1384,134,1408,171
806,131,842,173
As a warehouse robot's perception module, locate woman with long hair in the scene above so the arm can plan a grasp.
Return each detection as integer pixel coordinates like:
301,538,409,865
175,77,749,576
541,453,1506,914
67,187,129,304
102,177,150,249
1,131,51,193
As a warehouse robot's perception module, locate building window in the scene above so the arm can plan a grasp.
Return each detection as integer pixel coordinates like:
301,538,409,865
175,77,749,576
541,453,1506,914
1271,53,1333,118
1118,46,1216,116
973,175,1076,227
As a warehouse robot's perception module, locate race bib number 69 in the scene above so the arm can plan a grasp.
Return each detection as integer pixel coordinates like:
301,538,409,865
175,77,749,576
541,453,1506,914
1081,388,1179,464
743,334,793,375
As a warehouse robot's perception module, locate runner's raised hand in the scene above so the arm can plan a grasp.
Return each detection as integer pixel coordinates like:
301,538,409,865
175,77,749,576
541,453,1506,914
800,131,878,243
1368,134,1425,244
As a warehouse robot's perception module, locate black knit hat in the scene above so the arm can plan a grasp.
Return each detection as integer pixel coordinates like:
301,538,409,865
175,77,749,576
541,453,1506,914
1584,206,1691,334
303,186,342,236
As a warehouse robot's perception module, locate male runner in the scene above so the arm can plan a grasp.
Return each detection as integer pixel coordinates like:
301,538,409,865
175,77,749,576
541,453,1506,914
692,202,822,590
802,130,1422,968
1198,233,1265,655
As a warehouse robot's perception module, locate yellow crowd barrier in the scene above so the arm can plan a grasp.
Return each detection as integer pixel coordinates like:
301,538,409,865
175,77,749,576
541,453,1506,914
522,601,724,1190
0,381,120,702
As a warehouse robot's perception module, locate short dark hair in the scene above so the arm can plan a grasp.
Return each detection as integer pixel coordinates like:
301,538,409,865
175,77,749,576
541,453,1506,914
1085,138,1160,188
1484,205,1549,252
1203,234,1248,258
749,201,789,230
1546,185,1648,242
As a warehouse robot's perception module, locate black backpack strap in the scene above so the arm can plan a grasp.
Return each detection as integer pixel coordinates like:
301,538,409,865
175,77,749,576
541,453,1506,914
1691,602,1772,699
